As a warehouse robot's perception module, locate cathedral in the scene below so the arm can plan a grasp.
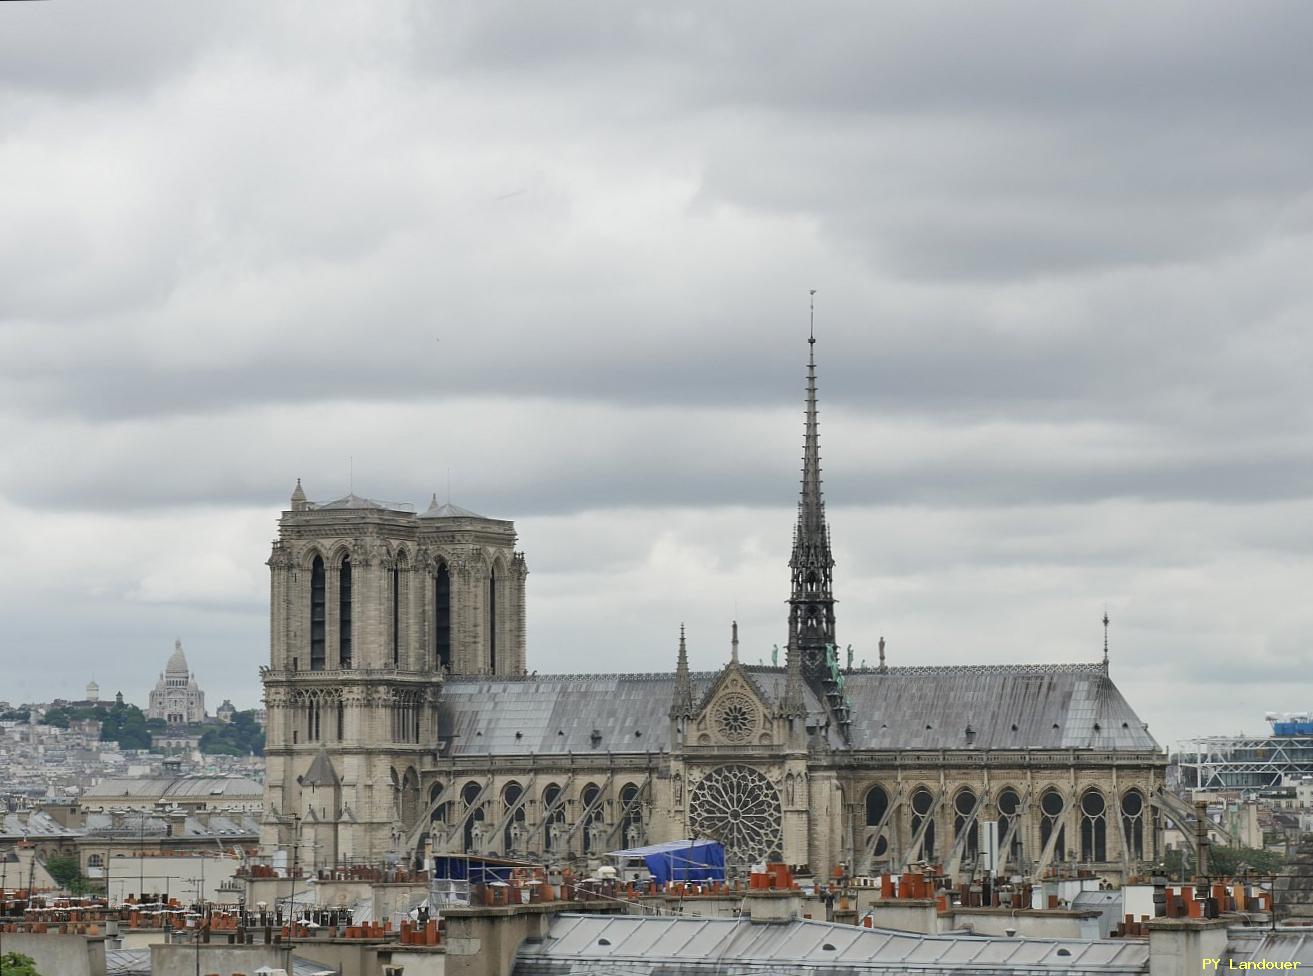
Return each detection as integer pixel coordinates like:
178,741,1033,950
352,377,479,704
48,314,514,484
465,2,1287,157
261,335,1168,884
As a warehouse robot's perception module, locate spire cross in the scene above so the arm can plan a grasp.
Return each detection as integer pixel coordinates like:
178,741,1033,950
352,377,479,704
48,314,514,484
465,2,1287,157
1102,608,1110,668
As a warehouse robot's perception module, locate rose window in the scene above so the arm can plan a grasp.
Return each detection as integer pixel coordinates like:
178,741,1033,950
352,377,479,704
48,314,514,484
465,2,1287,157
714,693,757,743
689,764,783,862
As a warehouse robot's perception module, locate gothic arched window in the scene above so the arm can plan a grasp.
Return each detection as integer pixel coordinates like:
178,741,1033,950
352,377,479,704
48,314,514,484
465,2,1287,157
309,555,326,670
911,787,936,861
502,782,525,851
997,787,1023,864
487,567,497,673
581,784,604,853
1080,789,1107,863
543,784,565,851
1122,789,1145,860
865,784,890,857
338,554,352,669
620,783,643,846
391,565,401,668
434,563,451,672
462,781,484,853
1040,788,1066,861
429,783,448,826
954,789,979,860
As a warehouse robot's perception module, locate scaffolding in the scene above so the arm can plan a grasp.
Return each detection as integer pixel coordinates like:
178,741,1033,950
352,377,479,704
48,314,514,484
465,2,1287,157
1178,732,1313,791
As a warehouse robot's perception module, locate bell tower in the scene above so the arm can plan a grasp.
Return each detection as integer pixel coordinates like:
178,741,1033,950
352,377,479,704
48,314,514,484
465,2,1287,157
261,485,527,868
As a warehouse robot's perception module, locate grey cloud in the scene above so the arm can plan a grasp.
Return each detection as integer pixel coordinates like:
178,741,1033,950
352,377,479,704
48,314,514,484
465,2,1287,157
0,1,1310,749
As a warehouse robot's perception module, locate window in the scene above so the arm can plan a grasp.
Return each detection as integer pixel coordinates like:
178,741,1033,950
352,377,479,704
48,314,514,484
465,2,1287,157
543,784,565,851
1040,788,1066,861
620,783,643,845
391,567,400,668
462,781,484,853
309,556,326,670
582,784,604,853
338,555,352,669
864,785,890,856
1080,789,1107,863
954,789,978,860
434,564,451,672
997,788,1022,863
911,787,936,861
1122,790,1145,860
503,782,525,851
336,701,344,741
487,567,497,673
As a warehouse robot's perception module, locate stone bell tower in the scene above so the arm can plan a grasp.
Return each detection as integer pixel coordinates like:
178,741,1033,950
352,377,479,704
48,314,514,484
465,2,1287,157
261,484,527,867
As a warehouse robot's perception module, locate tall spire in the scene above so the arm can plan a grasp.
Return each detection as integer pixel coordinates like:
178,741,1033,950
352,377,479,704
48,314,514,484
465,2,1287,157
800,290,825,541
788,293,837,688
670,624,693,719
1102,608,1110,671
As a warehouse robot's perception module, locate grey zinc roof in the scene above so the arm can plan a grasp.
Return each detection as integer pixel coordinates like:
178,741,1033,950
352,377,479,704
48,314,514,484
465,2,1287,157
0,811,84,839
311,492,416,513
512,914,1151,974
438,674,703,756
842,664,1159,751
439,663,1156,756
419,497,485,519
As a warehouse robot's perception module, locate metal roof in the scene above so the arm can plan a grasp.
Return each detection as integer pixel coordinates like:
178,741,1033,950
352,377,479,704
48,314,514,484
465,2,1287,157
419,495,485,519
842,664,1159,751
84,776,263,800
438,662,1157,755
512,914,1151,974
1228,928,1313,967
107,947,334,976
0,811,84,840
438,672,830,756
310,492,416,513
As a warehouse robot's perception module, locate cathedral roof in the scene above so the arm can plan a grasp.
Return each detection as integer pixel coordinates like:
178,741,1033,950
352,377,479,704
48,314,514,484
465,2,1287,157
419,494,484,519
436,662,1158,755
312,492,416,513
437,672,831,757
841,663,1159,751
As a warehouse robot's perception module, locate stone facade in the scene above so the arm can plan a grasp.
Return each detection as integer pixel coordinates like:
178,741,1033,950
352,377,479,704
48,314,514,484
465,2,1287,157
261,336,1169,883
147,639,206,725
261,491,528,865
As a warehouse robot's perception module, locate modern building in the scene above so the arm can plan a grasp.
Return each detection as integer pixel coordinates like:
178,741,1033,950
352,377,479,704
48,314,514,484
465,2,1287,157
1179,714,1313,791
261,335,1171,883
146,640,206,726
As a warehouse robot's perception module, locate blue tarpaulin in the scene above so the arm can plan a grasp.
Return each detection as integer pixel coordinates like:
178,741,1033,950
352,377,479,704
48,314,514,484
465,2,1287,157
607,839,726,884
431,855,515,884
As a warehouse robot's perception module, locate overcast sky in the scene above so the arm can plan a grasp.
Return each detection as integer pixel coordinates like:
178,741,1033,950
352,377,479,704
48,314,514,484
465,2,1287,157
2,1,1311,749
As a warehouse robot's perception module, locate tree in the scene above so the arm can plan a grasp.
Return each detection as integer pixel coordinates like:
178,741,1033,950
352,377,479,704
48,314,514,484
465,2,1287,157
1162,844,1284,879
0,951,44,975
98,702,154,750
44,854,90,895
199,709,265,756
